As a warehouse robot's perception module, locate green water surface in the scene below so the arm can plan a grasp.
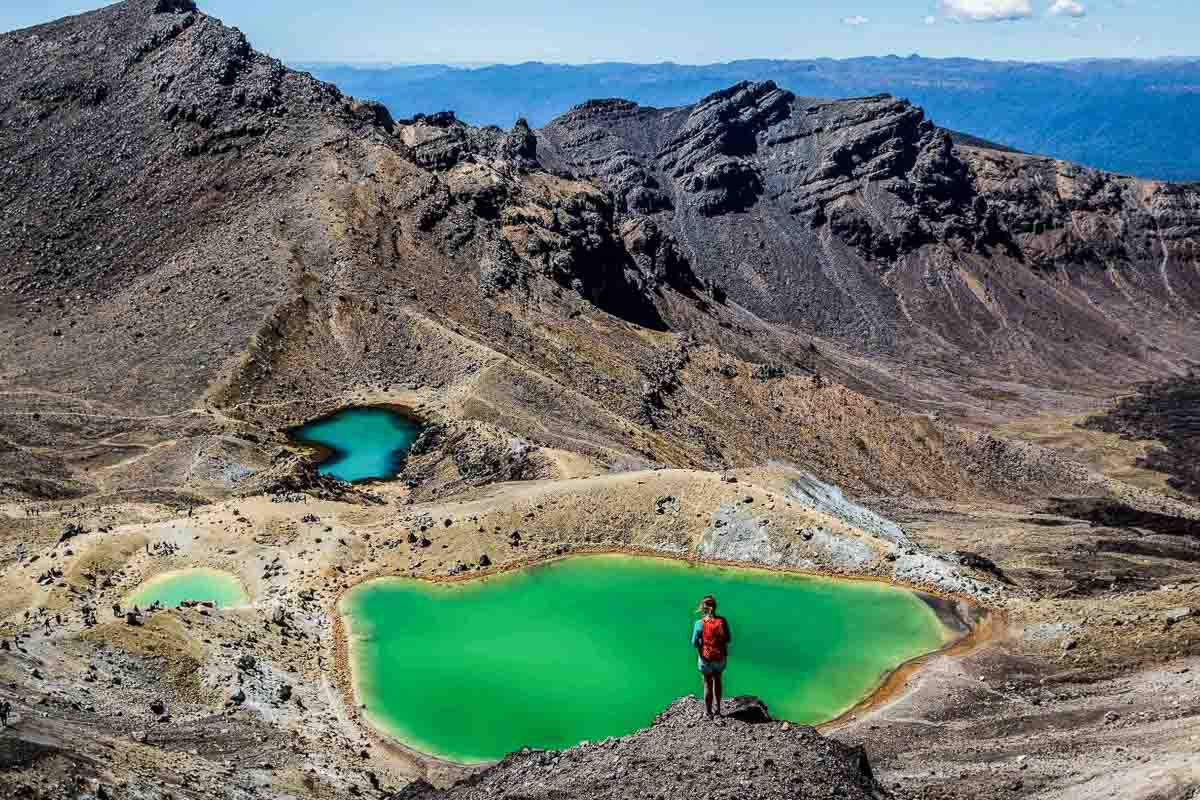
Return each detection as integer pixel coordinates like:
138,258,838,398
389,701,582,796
127,568,248,609
291,406,421,483
341,554,950,763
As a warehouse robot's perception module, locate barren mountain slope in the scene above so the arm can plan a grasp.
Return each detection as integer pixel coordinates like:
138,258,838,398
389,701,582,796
0,0,1151,505
537,84,1200,421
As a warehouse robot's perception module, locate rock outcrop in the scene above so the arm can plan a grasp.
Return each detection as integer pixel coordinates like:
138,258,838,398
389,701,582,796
400,421,551,501
537,82,1200,386
392,696,888,800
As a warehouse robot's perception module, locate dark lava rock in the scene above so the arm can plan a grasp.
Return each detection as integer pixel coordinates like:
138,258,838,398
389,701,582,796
401,422,543,501
58,523,86,544
502,117,538,170
242,457,374,505
1095,536,1200,564
721,695,771,723
1082,373,1200,498
478,553,491,568
419,110,457,128
953,550,1014,584
387,695,886,799
1045,498,1200,538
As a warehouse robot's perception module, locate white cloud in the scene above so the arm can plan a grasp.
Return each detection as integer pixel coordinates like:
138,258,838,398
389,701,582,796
1048,0,1087,17
924,15,937,24
938,0,1034,21
842,15,870,25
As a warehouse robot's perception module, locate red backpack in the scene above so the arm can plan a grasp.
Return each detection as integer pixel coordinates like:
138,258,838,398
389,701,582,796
700,616,728,661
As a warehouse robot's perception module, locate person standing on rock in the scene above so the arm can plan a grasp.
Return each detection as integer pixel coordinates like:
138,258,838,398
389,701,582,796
692,594,731,719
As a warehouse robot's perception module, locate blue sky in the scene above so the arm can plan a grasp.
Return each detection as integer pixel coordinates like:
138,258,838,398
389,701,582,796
2,0,1194,63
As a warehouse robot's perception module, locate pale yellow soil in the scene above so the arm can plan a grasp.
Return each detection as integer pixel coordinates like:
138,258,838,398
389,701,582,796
994,413,1182,497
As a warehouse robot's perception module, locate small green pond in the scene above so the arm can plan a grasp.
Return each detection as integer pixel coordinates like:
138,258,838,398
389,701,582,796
127,568,248,609
341,554,951,763
290,406,421,483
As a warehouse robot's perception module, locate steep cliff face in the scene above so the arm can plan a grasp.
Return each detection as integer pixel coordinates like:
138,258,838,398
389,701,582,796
537,82,1200,391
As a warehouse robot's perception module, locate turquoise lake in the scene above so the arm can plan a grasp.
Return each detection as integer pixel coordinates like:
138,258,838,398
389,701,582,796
291,407,421,483
341,555,951,763
127,568,248,609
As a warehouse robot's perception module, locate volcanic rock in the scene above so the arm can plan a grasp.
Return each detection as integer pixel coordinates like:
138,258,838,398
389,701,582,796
1165,608,1196,626
388,696,885,800
537,82,1200,380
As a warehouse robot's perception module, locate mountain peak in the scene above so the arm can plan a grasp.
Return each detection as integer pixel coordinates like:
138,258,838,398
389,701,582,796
695,78,788,106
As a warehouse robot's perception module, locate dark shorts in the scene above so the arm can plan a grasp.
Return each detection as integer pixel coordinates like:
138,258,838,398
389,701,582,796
698,656,726,674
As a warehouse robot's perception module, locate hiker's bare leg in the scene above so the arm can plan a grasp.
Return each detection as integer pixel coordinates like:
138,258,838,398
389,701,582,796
702,673,714,716
714,672,723,716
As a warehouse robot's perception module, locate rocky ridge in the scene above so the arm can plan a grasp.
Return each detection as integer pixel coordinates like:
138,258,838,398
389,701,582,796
537,82,1200,394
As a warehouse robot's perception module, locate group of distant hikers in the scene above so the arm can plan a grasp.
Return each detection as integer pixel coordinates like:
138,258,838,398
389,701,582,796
691,594,732,719
22,501,106,518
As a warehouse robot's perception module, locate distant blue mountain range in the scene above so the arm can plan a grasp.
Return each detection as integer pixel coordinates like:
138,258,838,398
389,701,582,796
295,57,1200,182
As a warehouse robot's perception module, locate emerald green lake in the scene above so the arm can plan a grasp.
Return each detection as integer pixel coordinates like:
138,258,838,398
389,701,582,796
127,568,247,609
290,406,421,483
341,555,950,763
